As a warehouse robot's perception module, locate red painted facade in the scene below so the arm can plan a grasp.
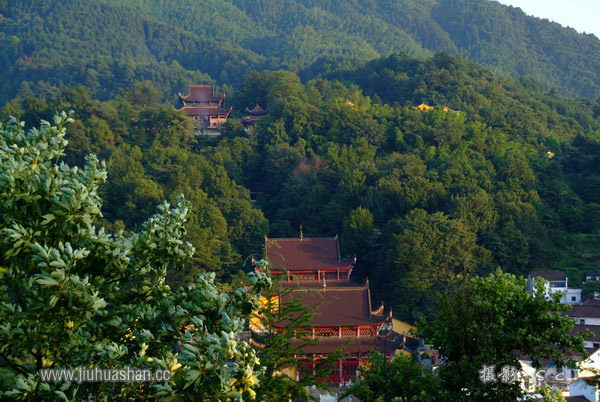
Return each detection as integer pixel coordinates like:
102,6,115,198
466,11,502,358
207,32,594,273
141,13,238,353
256,236,400,384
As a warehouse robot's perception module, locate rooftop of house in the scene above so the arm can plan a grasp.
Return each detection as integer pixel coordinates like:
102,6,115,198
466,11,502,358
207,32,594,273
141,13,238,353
530,271,567,281
571,324,600,341
565,396,593,402
265,237,354,271
568,299,600,318
518,349,591,369
585,347,600,356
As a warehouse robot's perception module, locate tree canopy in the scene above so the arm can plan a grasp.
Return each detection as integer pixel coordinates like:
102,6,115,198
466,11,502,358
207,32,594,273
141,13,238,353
419,270,585,400
1,0,600,104
0,113,270,400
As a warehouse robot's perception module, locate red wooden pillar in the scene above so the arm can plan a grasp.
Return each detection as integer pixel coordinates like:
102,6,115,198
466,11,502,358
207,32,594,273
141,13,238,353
318,270,320,282
287,272,290,282
338,327,342,338
337,268,340,281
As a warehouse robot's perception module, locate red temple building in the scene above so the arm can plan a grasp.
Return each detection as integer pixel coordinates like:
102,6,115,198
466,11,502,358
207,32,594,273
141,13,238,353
177,85,231,132
240,104,268,130
255,234,400,384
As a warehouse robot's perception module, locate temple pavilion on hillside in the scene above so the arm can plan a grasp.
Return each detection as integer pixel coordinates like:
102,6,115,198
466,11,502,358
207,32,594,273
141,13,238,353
254,234,400,384
177,85,231,132
240,104,268,130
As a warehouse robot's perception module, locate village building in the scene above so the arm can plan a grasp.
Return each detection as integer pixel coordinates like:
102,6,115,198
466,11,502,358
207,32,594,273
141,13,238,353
519,348,600,398
177,85,231,133
254,234,400,384
240,104,268,130
414,103,434,112
569,378,600,401
513,272,600,397
530,271,582,304
569,299,600,347
586,272,600,282
414,103,460,114
516,295,600,397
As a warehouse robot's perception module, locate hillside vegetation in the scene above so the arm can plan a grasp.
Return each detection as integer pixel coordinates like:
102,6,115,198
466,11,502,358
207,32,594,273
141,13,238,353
1,0,600,104
2,1,600,399
4,51,599,320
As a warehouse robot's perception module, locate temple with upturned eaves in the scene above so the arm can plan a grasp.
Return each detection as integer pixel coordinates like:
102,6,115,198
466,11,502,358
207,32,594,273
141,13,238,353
177,85,231,132
254,232,400,384
240,104,268,130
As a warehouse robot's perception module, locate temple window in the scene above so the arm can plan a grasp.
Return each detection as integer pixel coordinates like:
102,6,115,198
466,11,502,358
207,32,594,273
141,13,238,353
315,327,337,337
341,327,358,337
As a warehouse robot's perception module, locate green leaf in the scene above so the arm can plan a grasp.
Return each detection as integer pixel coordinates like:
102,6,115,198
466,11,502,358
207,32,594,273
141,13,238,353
41,214,56,224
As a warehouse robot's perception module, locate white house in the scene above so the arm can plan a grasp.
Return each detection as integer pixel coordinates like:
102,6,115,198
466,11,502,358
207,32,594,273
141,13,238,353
571,325,600,350
577,348,600,378
519,349,600,397
569,300,600,327
530,271,582,304
586,272,600,282
569,378,600,401
519,357,578,395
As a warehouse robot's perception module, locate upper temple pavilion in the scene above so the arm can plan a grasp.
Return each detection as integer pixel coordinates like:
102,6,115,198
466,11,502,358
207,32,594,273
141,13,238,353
177,85,231,132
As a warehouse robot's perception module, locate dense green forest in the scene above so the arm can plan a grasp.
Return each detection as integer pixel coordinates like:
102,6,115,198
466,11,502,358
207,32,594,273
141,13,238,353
3,50,600,322
3,1,600,398
0,84,269,285
2,0,600,105
0,112,585,399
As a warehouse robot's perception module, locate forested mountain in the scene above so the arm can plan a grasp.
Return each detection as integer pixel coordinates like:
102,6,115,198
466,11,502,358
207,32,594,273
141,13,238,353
226,56,600,320
4,50,599,321
3,1,600,398
0,85,269,285
2,0,600,320
2,0,600,105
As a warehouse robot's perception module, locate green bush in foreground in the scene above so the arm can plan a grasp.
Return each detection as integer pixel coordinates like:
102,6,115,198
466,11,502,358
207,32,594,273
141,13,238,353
0,113,271,400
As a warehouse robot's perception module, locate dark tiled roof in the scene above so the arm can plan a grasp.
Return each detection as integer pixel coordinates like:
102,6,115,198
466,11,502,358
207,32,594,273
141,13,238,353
276,284,385,327
571,325,600,341
178,106,231,117
179,85,224,103
568,299,600,318
586,272,600,277
290,335,402,355
265,237,353,271
246,104,268,116
517,344,592,367
530,271,567,281
565,397,591,402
